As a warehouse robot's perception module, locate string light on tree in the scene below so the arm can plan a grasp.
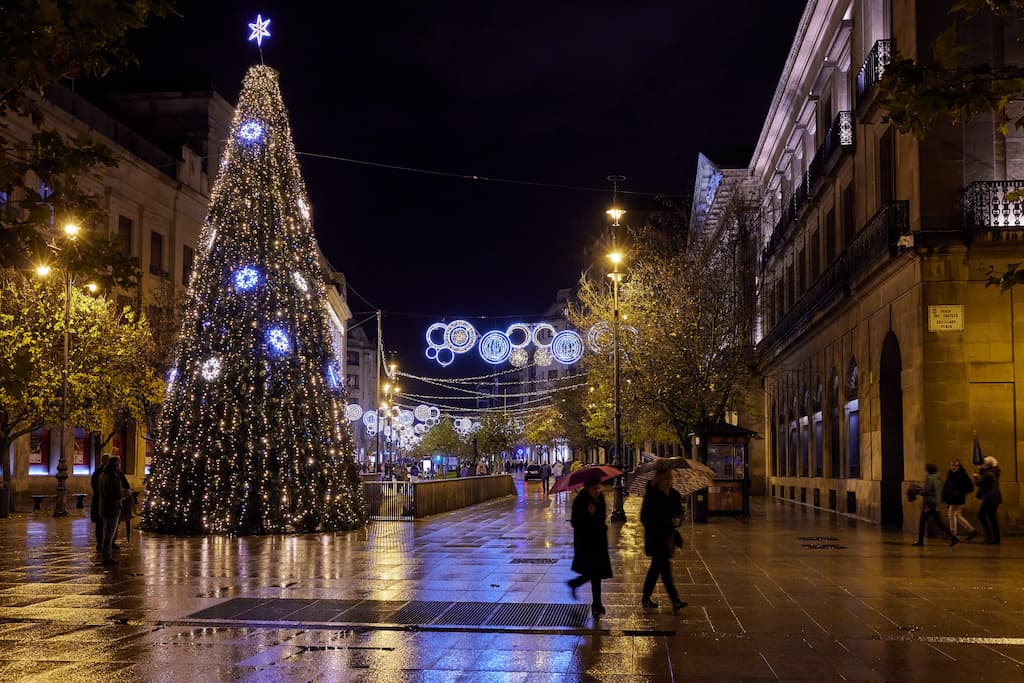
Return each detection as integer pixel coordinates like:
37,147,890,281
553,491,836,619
140,58,366,535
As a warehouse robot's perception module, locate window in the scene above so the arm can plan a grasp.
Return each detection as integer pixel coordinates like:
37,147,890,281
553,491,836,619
118,215,133,256
346,350,360,366
786,264,795,309
797,248,806,294
0,190,8,205
39,182,54,224
812,381,823,478
346,374,359,390
149,231,164,275
830,369,840,478
879,128,895,208
824,209,836,260
809,229,820,281
846,358,860,479
841,184,855,248
182,245,195,286
547,370,559,381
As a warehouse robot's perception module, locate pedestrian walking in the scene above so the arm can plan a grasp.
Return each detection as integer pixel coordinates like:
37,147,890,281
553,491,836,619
118,461,136,544
640,466,687,613
90,453,110,552
476,460,488,476
540,461,552,495
975,456,1002,544
567,477,612,617
98,456,126,565
941,459,976,541
912,463,959,547
553,460,564,482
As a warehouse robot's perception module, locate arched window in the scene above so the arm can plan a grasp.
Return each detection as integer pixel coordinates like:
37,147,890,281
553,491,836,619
830,368,840,477
846,358,861,479
812,379,824,477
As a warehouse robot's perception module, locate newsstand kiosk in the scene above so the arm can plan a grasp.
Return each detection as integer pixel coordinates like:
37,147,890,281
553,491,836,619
694,423,755,519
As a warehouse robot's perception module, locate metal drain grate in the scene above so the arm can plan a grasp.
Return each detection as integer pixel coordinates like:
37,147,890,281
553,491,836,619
801,543,846,549
188,597,271,620
798,536,840,541
485,602,548,627
433,601,498,626
333,600,407,623
510,558,558,565
390,600,452,625
538,603,589,628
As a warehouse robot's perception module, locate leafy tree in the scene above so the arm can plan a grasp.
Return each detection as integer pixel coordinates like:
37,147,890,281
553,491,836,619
0,272,160,512
569,200,758,457
418,416,468,459
473,412,522,469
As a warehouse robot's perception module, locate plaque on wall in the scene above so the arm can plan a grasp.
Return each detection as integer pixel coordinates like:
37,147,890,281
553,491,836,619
928,305,964,332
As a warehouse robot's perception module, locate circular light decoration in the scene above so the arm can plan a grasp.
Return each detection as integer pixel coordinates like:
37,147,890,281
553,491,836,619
428,406,441,420
365,426,377,437
454,417,471,433
292,271,309,292
435,347,455,367
551,330,586,364
479,330,512,364
505,323,532,349
509,348,529,368
345,404,364,421
399,410,415,427
238,120,264,145
232,266,261,291
425,322,447,347
587,322,614,354
414,404,431,422
265,326,292,356
535,346,553,366
362,411,378,429
427,417,439,427
200,356,222,381
445,320,478,354
414,423,426,435
532,323,557,348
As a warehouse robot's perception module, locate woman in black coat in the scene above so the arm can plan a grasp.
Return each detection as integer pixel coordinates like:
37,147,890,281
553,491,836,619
975,456,1003,544
568,477,612,616
640,467,687,612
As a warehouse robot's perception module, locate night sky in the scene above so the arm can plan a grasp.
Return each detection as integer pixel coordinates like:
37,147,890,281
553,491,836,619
103,1,805,378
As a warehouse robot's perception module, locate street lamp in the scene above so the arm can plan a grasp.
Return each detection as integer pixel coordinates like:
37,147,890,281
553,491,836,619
36,222,85,517
607,240,627,523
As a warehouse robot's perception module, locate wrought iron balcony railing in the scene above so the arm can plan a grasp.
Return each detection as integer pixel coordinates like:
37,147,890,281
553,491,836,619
964,180,1024,229
848,201,909,284
758,254,849,356
855,39,893,107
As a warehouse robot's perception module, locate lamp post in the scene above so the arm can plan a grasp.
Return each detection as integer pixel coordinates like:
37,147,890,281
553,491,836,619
36,222,84,517
606,212,627,523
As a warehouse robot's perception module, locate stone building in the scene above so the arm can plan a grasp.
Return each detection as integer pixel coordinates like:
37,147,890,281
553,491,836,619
697,0,1024,532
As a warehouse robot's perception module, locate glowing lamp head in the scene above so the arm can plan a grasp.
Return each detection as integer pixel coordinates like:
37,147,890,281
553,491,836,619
35,265,52,277
607,250,624,265
85,283,98,293
606,208,626,224
63,223,81,239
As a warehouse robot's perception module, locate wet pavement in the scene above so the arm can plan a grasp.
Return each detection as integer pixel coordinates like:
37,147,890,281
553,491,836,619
1,480,1022,682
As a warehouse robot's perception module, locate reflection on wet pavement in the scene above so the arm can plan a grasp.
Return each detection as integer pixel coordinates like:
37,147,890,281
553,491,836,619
1,478,1022,681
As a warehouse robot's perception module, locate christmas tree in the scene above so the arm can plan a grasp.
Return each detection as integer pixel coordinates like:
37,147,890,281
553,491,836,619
141,65,366,534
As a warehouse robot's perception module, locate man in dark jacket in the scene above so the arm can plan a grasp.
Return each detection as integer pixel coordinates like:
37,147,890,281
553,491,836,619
640,467,687,613
90,453,110,552
98,456,125,565
913,463,959,547
975,456,1003,544
941,459,976,541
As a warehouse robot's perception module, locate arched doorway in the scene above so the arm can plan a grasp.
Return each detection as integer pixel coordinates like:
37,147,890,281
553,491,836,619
879,332,904,529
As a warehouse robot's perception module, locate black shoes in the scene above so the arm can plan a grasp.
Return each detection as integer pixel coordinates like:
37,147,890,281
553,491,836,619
912,541,924,546
672,600,687,613
591,604,606,616
101,558,118,566
567,580,577,600
948,536,960,547
966,530,977,542
642,599,659,609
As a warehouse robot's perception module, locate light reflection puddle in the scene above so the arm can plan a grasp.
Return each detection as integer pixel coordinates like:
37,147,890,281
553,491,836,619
881,635,1024,645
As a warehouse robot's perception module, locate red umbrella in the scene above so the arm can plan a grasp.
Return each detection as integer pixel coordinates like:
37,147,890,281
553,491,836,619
548,465,623,495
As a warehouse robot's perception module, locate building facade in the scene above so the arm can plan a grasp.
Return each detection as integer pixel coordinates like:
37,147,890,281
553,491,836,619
703,0,1024,532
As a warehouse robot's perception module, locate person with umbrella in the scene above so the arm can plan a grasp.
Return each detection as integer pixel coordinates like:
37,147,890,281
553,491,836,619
640,465,687,613
566,472,614,617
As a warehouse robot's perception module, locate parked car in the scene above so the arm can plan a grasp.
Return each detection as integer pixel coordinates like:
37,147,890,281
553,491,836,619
524,464,543,481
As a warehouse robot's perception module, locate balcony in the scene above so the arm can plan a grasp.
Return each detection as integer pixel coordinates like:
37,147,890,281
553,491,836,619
964,180,1024,229
848,201,909,285
758,201,909,359
762,112,855,265
855,39,893,109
